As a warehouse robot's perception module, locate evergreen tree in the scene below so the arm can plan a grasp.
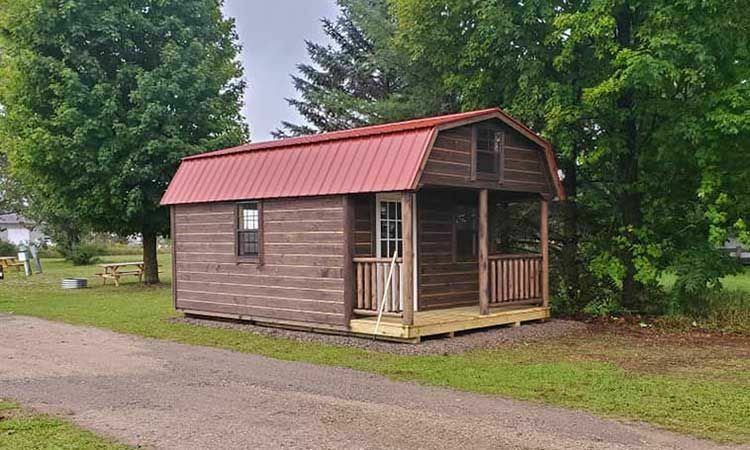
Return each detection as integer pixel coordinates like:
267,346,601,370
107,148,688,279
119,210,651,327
274,0,406,137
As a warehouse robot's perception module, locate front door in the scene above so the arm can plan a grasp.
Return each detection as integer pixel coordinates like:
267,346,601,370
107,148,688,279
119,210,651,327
376,194,403,259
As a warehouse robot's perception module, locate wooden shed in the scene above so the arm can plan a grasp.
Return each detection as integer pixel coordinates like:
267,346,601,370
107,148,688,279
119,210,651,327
161,108,565,342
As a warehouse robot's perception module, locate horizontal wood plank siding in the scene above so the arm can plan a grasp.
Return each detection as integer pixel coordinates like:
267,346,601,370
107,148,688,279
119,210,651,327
420,119,552,194
353,194,375,256
418,190,479,310
173,196,347,327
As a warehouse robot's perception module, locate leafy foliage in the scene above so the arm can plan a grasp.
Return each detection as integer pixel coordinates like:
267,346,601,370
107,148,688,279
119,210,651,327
0,239,18,256
64,242,104,266
0,0,248,282
0,152,25,214
274,0,420,137
285,0,750,314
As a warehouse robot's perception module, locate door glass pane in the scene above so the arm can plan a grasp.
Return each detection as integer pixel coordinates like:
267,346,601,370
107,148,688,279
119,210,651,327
378,200,403,258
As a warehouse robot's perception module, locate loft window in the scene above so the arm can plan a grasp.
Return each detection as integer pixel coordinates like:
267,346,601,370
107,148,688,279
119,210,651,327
454,204,477,261
376,194,403,258
237,202,260,258
475,127,504,176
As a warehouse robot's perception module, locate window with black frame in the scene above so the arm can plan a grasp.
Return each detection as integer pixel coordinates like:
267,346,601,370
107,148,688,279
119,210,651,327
454,204,477,261
475,127,503,176
237,202,259,258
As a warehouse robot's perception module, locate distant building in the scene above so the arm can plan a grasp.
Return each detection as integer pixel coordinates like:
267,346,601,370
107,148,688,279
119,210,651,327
723,237,750,264
0,214,45,246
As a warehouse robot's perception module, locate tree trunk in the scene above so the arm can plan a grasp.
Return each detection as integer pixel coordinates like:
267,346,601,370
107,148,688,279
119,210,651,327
560,154,579,305
619,127,644,309
142,231,160,284
615,2,645,310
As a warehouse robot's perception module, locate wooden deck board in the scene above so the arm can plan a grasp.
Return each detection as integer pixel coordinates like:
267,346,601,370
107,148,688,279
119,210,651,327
349,304,549,341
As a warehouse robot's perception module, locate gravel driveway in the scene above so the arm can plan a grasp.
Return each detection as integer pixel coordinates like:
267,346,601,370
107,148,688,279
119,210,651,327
0,314,742,450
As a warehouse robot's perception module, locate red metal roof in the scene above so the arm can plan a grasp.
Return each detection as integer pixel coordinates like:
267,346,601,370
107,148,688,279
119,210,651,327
161,108,564,205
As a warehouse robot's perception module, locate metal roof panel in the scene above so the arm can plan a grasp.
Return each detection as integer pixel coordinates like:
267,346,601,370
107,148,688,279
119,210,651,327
161,108,565,205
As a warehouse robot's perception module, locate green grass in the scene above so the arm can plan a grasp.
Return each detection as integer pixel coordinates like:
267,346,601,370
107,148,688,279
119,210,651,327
661,268,750,292
1,256,749,444
0,401,127,449
723,268,750,292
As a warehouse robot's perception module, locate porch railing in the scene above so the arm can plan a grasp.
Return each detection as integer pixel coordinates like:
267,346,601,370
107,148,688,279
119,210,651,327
489,254,543,305
353,257,403,315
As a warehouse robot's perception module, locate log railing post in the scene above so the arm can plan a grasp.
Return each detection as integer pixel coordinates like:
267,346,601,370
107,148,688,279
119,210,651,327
401,192,415,326
479,189,490,315
540,197,549,308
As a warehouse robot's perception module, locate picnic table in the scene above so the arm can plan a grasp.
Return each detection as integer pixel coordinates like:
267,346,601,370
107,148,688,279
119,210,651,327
96,261,145,287
0,256,25,272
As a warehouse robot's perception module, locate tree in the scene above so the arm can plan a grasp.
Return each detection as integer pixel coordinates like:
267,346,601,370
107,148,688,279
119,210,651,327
275,0,417,138
551,0,749,309
0,152,24,214
0,0,248,283
290,0,750,312
391,0,750,311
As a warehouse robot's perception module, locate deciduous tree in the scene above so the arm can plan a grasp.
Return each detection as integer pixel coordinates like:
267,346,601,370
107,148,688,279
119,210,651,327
0,0,248,282
289,0,750,312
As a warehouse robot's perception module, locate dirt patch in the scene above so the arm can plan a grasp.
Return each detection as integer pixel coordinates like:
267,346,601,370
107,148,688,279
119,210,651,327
174,315,589,355
527,324,750,381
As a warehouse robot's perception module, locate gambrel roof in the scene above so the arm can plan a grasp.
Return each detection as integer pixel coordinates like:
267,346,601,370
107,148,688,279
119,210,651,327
160,108,564,205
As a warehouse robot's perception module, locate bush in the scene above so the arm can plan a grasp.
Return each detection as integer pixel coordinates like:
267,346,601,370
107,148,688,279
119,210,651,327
98,243,142,256
65,243,104,266
36,246,63,258
0,240,18,256
656,289,750,334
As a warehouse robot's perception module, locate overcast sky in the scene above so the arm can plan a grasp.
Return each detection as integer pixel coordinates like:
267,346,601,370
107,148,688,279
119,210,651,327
222,1,340,142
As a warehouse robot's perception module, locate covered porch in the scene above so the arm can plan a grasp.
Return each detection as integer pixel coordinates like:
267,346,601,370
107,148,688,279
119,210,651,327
350,304,549,342
346,188,551,342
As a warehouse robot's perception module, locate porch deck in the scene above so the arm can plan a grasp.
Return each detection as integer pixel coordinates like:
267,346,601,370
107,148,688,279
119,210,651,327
349,304,549,342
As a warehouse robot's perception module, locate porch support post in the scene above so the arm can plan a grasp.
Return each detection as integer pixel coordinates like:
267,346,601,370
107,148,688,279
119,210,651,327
478,189,490,316
540,196,550,307
401,191,415,326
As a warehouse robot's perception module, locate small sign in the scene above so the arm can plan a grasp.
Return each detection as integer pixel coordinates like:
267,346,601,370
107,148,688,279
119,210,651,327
17,251,28,262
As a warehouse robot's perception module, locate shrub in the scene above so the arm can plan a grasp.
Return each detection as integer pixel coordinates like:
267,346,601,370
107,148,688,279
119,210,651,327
656,289,750,334
65,243,104,266
0,240,18,256
98,243,142,256
36,246,63,258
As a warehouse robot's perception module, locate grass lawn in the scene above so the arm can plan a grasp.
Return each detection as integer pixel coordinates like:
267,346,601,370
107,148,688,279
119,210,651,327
0,400,126,449
1,256,749,444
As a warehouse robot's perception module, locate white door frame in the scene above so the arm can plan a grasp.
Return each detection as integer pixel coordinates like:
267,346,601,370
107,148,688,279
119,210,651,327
375,192,419,312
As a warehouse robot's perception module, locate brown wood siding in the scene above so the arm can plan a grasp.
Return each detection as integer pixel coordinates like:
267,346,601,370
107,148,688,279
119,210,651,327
417,190,479,310
173,196,347,327
353,193,375,256
420,119,552,194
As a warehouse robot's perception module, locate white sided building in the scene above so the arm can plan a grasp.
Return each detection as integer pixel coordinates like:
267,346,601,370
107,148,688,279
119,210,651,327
0,214,45,246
